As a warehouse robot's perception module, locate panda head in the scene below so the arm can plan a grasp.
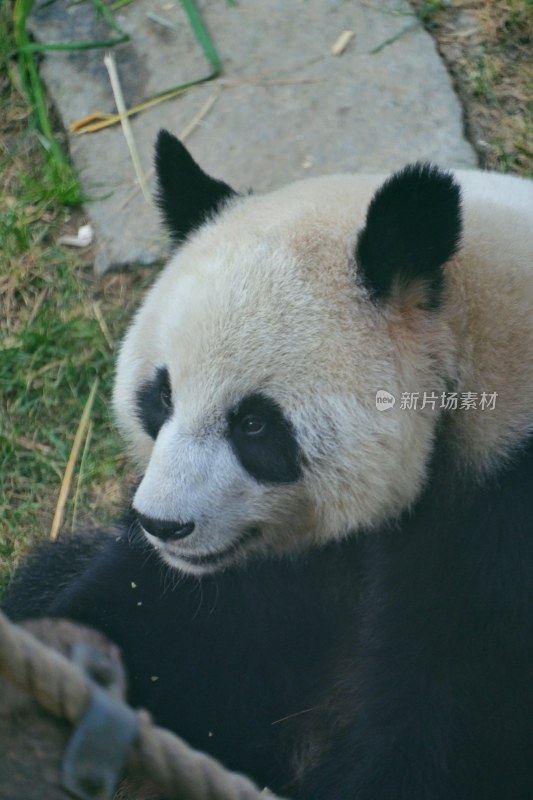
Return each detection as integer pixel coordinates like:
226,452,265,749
114,131,462,574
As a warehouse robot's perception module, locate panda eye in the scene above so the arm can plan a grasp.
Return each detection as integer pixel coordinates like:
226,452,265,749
136,366,173,440
240,414,266,436
160,384,172,410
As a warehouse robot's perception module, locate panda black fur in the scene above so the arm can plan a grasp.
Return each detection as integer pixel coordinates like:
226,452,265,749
4,132,533,799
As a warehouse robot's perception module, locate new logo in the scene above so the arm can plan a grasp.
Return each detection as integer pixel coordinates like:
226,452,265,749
375,390,396,411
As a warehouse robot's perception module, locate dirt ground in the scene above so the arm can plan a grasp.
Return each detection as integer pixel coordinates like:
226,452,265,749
412,0,532,176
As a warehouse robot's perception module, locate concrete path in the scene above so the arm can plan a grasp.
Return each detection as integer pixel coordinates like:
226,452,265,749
29,0,477,273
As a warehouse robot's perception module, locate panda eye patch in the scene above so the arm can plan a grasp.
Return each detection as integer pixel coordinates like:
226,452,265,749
227,393,301,484
136,366,173,440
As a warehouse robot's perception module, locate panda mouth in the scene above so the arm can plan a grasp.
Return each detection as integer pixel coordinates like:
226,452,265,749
176,526,262,567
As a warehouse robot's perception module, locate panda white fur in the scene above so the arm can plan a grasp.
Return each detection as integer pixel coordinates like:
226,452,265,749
5,131,533,799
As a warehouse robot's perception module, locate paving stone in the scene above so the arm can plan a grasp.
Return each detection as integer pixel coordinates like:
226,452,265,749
28,0,477,272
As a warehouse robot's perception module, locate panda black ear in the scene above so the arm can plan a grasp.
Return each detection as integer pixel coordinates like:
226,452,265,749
355,163,462,308
155,130,237,243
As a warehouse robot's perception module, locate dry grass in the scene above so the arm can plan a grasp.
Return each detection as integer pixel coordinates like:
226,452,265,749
413,0,533,176
0,73,156,591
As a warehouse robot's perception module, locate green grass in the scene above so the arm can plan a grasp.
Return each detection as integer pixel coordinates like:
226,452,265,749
0,104,153,595
414,0,448,25
0,0,159,595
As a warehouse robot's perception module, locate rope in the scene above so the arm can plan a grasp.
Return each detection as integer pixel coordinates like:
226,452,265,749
0,609,285,800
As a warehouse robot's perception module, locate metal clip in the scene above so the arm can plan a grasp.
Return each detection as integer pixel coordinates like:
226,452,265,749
62,643,138,800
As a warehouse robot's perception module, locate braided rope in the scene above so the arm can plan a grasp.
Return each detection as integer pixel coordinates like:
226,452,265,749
0,609,285,799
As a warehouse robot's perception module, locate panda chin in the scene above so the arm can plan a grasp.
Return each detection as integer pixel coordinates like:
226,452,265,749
155,526,263,575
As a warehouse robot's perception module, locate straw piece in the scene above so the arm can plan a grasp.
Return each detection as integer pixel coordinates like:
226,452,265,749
71,419,93,533
50,379,99,540
331,30,355,56
93,301,114,351
104,51,151,204
179,89,221,141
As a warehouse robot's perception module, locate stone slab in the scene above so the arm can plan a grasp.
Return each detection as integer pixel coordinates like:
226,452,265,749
29,0,477,272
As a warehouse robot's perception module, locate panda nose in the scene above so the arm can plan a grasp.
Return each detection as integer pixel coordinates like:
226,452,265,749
137,513,195,542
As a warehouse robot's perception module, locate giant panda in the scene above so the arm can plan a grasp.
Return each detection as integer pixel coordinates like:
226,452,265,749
4,131,533,799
